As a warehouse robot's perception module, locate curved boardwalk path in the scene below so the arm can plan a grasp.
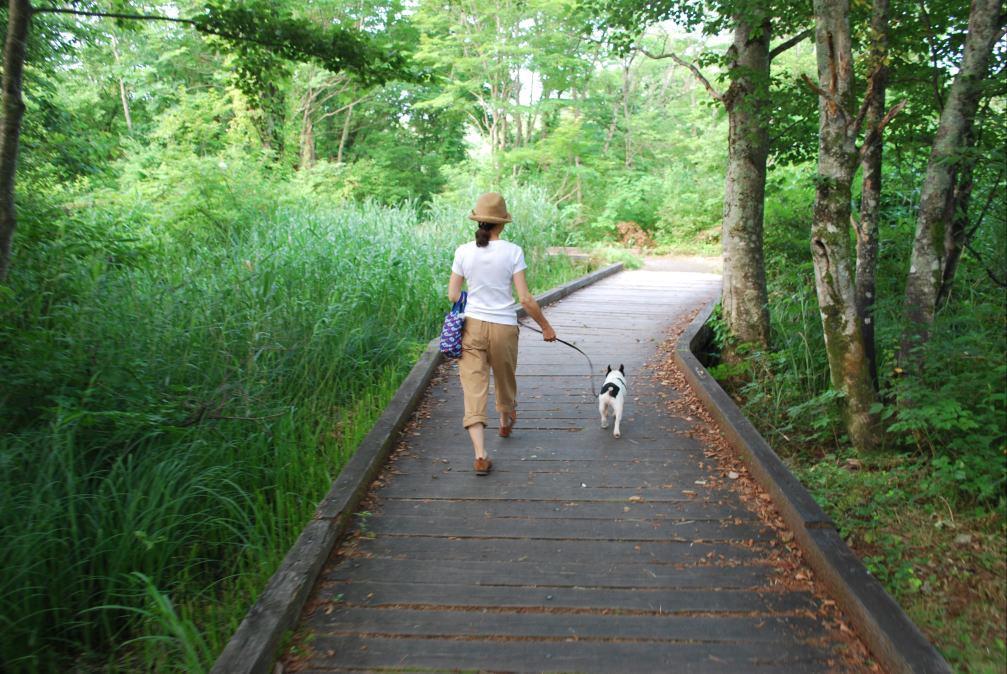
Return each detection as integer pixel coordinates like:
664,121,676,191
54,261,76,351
284,267,864,673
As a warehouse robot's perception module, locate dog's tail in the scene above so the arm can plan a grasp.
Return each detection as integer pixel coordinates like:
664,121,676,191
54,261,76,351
600,382,620,398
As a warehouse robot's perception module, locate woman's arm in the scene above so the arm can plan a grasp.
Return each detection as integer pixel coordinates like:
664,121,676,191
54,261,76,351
513,270,556,341
448,272,464,303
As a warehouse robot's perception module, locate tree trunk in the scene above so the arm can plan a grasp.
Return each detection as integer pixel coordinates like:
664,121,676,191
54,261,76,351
111,36,133,133
300,112,316,169
855,0,890,391
621,57,633,168
336,102,353,164
900,0,1003,365
0,0,31,282
603,81,620,154
811,0,880,452
936,126,976,308
720,19,772,351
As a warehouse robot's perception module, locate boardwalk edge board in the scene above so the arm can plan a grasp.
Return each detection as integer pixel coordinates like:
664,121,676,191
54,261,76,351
675,298,953,674
210,262,623,674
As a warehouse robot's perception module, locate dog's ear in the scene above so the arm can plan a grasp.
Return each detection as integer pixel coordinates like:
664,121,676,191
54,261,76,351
606,364,611,373
619,364,625,374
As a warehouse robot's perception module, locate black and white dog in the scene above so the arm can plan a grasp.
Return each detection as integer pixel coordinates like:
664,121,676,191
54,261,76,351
598,364,627,438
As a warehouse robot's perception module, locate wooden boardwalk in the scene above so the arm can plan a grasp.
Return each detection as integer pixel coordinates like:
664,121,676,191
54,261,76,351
284,269,864,673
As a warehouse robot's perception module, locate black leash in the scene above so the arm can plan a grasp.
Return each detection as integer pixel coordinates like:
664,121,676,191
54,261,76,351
518,320,597,396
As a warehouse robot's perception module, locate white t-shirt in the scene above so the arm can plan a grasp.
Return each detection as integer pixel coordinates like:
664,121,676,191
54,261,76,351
451,240,528,325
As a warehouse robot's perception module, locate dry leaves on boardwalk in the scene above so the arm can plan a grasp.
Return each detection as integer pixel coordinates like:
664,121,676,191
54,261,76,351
652,311,881,674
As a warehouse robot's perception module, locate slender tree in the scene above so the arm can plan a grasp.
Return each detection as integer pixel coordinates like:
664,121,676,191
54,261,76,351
0,0,30,282
854,0,890,392
806,0,906,452
900,0,1005,366
718,14,773,352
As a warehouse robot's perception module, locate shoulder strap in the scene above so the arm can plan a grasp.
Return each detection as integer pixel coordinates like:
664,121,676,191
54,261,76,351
453,291,467,314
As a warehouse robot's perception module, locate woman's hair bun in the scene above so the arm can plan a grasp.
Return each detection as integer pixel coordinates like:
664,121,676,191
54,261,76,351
475,222,493,247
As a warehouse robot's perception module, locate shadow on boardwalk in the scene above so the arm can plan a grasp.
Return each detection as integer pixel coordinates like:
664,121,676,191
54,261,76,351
282,267,872,673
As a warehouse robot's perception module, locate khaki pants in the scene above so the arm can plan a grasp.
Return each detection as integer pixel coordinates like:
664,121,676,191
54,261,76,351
459,317,519,428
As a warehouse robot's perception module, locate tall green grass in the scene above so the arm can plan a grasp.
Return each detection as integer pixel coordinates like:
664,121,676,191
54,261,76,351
0,181,583,672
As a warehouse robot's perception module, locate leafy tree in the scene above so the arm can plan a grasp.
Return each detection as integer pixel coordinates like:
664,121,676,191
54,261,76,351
1,0,414,280
587,0,813,354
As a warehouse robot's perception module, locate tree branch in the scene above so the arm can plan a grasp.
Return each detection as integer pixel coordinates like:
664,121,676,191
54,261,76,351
317,93,372,121
769,29,813,60
858,99,907,162
964,166,1005,241
963,240,1007,287
33,6,322,57
800,72,834,103
33,7,198,26
635,47,723,103
851,67,881,134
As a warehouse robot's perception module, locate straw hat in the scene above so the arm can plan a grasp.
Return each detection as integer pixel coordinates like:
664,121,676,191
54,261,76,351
468,192,512,225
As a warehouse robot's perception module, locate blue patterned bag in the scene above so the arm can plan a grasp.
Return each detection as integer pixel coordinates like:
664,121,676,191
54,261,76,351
439,291,467,358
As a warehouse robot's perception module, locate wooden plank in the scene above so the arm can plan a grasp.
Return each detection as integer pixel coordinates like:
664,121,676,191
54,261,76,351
298,635,834,673
374,479,736,502
393,450,710,467
322,558,773,589
402,428,704,451
379,469,730,493
306,607,827,644
372,496,753,520
350,536,765,566
363,514,770,542
316,580,819,614
388,459,713,481
384,446,709,464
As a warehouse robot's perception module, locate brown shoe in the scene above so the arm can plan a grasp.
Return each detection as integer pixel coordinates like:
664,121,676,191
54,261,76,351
498,411,517,437
473,457,493,476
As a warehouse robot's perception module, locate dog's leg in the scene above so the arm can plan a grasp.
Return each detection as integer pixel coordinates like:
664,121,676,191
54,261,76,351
598,396,609,428
612,396,623,439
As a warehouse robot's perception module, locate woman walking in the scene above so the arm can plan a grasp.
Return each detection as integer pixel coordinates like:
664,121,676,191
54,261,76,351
448,192,556,476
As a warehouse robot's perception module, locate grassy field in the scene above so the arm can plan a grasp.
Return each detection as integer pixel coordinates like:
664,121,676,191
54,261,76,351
0,187,586,672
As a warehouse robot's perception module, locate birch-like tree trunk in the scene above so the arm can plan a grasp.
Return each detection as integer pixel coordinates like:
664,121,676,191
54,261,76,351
720,19,771,350
810,0,880,452
111,36,133,133
337,102,353,164
0,0,31,281
621,56,634,168
900,0,1003,365
298,83,318,169
855,0,890,391
300,112,316,169
936,129,976,308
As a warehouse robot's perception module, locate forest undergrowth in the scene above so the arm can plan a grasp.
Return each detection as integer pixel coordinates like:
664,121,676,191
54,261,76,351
708,166,1007,674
